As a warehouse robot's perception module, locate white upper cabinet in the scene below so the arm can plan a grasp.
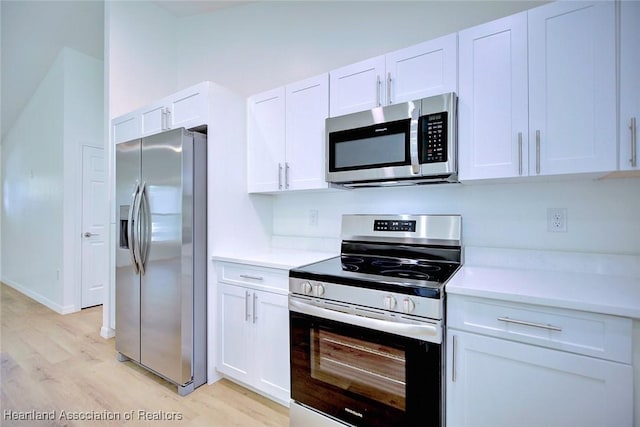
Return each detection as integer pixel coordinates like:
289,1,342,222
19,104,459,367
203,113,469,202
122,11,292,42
329,56,386,117
458,12,529,180
111,82,210,144
329,36,458,117
385,34,458,105
459,1,617,180
247,74,329,193
140,82,210,137
285,75,330,191
620,0,640,171
112,112,139,145
528,1,616,175
247,87,286,193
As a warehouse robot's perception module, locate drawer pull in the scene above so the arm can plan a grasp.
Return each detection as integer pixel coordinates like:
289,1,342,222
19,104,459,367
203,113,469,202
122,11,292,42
239,274,264,281
498,316,562,332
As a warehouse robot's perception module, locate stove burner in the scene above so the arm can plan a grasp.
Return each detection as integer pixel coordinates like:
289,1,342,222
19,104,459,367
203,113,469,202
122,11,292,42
380,269,431,281
341,263,359,272
414,261,443,272
371,259,403,269
341,256,364,264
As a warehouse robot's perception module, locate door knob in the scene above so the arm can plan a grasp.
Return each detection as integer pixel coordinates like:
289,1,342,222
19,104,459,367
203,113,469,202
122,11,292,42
84,232,98,238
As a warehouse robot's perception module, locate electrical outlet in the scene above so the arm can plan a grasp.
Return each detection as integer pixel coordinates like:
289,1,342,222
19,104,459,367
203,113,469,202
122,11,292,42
309,209,319,226
547,208,568,232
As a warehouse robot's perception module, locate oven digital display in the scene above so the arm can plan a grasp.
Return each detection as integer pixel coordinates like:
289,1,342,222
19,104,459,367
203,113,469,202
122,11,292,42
373,220,416,232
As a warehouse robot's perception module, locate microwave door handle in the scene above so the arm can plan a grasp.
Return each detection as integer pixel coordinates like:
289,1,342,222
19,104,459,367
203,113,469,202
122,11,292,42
410,107,421,174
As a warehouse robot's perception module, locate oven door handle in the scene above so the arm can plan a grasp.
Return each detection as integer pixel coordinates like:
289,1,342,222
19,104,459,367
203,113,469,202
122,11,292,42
289,298,441,343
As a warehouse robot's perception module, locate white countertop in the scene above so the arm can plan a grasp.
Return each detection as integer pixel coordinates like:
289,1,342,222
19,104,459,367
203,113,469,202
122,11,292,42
211,248,337,270
447,248,640,319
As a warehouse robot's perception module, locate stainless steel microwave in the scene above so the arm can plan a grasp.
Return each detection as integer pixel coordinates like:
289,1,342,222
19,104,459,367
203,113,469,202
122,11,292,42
326,92,457,187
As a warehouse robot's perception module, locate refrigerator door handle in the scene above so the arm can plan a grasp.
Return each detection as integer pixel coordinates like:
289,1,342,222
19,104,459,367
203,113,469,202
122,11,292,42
133,181,146,275
139,182,151,273
128,183,141,274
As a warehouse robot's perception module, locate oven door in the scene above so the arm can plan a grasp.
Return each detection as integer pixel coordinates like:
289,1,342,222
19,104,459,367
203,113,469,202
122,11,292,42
289,301,442,427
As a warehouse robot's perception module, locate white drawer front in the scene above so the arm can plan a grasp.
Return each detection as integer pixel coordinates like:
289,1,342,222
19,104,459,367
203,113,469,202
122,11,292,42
216,262,288,292
447,294,632,363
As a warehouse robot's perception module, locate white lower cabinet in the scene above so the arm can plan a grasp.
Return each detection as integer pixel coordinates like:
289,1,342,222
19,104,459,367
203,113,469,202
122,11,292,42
216,263,290,405
446,295,633,427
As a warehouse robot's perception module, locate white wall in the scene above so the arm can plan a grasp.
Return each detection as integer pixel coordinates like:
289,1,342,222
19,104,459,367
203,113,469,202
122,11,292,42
62,48,104,309
177,0,545,97
1,47,103,313
272,178,640,255
1,51,65,309
107,1,178,118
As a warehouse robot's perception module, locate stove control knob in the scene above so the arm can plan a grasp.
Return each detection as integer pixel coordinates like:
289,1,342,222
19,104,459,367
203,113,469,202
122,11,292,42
383,295,397,310
402,298,416,313
313,283,326,297
301,281,313,295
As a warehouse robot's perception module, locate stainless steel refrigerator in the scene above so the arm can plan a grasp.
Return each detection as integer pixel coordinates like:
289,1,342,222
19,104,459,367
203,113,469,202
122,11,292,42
115,128,206,396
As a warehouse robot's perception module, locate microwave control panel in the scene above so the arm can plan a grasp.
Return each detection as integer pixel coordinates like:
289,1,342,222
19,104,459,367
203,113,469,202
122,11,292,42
421,111,448,163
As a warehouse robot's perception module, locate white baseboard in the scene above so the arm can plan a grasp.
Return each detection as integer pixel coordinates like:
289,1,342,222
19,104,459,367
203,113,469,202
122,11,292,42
1,277,77,314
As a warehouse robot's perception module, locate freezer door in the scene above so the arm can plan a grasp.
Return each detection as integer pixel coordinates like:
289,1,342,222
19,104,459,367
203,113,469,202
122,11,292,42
115,139,142,362
139,128,194,385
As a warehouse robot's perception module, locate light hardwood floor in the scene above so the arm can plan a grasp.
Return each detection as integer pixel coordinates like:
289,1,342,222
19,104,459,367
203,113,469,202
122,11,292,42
0,283,289,426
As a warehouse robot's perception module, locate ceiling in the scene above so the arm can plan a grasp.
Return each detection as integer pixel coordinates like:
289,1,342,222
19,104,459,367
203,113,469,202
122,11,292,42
0,0,252,141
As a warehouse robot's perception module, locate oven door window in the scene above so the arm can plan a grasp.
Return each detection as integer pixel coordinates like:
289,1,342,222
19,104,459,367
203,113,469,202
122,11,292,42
312,328,406,411
291,312,441,427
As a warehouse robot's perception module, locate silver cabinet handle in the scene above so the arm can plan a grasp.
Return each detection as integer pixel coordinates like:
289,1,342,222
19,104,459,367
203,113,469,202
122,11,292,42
253,293,258,324
451,335,457,382
285,162,290,189
630,117,637,167
165,107,171,129
245,291,251,321
239,274,264,281
535,130,541,174
387,72,392,104
518,132,523,176
161,108,166,130
376,75,382,107
498,316,562,332
278,163,283,190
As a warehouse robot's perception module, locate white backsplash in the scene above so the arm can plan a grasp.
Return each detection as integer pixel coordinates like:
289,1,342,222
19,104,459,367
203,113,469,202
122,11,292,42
272,178,640,256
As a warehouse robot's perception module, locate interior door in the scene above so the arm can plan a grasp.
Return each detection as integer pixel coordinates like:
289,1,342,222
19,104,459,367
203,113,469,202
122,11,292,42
81,146,107,308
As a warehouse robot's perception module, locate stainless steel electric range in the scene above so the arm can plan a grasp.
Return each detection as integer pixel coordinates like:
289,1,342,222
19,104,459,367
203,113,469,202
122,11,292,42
288,214,462,427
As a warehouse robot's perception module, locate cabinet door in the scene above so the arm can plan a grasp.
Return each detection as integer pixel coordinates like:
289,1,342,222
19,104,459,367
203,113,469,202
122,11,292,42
446,330,633,427
620,0,640,171
217,284,251,383
247,87,286,192
385,33,457,105
112,112,139,144
285,74,330,191
140,104,166,137
253,291,290,404
169,82,208,131
329,55,385,117
528,1,616,175
458,12,528,180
